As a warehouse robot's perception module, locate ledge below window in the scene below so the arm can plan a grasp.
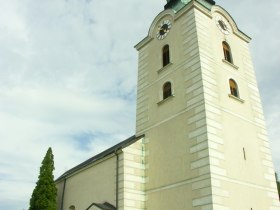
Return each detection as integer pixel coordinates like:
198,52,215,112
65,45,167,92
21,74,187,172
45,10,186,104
228,94,244,103
157,62,173,74
157,95,174,105
222,59,239,70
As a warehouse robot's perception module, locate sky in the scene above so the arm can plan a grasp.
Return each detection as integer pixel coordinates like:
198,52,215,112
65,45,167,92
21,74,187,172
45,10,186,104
0,0,279,209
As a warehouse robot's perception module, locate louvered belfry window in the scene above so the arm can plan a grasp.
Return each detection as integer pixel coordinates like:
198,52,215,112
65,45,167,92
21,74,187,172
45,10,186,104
223,41,233,63
162,45,170,67
163,82,172,99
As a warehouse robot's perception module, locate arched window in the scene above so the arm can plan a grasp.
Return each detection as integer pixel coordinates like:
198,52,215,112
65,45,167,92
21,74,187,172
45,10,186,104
229,79,239,97
222,41,233,63
163,82,172,99
69,205,75,210
162,45,170,67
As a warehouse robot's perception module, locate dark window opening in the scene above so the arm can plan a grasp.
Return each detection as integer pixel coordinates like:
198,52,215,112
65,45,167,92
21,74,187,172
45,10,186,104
243,148,246,160
229,79,239,98
69,205,75,210
222,41,233,63
162,45,170,67
163,82,172,99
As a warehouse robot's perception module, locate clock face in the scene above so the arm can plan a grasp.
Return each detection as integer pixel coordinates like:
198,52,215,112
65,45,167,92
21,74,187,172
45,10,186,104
157,20,172,40
215,16,230,35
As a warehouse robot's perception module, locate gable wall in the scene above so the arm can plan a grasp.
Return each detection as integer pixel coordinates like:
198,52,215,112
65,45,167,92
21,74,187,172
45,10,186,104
56,156,117,210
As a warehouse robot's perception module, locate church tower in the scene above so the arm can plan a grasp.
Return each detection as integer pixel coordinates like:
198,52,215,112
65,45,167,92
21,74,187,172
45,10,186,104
135,0,280,209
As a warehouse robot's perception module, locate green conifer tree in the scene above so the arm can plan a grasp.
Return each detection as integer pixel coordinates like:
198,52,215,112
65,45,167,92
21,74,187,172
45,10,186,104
29,147,57,210
276,173,280,200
